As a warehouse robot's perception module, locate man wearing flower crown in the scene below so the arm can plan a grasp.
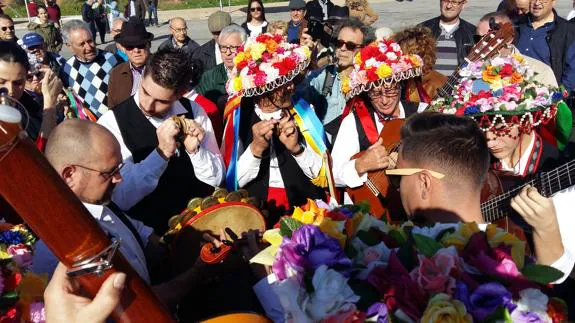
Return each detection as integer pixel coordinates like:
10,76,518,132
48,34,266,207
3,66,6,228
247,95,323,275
223,33,328,221
331,39,427,200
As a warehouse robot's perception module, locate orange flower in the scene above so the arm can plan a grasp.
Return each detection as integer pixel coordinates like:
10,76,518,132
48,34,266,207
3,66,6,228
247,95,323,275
510,72,524,84
265,39,278,53
482,66,501,84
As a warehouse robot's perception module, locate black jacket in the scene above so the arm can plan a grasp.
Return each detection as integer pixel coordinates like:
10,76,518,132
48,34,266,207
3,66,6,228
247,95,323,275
419,16,476,67
192,38,217,72
514,11,575,87
305,0,335,20
81,3,94,23
158,36,200,59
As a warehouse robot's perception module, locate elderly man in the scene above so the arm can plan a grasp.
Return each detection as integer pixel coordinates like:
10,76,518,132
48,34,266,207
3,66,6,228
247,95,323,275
33,119,232,310
107,18,153,108
0,14,17,42
158,17,199,58
60,20,121,118
287,0,307,44
192,11,232,72
21,32,66,72
104,17,128,60
419,0,475,77
98,50,225,235
196,24,246,112
298,18,374,144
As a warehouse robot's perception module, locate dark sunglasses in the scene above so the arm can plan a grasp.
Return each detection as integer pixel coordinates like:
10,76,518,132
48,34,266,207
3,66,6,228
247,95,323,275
336,39,361,51
124,43,148,50
250,7,262,12
1,26,15,31
26,72,44,80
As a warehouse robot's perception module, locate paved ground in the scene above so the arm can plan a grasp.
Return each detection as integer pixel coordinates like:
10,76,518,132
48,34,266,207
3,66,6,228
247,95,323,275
13,0,574,60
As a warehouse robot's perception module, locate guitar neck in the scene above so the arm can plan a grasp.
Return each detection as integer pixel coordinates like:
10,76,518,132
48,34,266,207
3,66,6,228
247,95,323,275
434,71,460,100
481,159,575,223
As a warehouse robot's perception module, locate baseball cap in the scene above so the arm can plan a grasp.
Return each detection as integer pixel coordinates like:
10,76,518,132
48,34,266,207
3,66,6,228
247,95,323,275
208,11,232,34
21,33,45,49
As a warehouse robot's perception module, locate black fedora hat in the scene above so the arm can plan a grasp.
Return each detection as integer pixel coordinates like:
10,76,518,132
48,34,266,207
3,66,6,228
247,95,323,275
114,17,154,47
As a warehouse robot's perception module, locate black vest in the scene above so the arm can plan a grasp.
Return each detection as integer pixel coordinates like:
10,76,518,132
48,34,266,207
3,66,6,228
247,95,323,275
353,99,419,151
238,98,326,215
113,97,214,235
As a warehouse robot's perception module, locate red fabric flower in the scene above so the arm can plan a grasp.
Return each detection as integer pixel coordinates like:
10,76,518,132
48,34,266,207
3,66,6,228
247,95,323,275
0,307,18,323
366,68,379,82
499,64,514,77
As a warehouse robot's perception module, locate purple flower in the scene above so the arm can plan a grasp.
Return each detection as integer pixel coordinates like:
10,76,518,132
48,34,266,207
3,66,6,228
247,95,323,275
456,282,516,322
272,225,352,281
366,302,389,323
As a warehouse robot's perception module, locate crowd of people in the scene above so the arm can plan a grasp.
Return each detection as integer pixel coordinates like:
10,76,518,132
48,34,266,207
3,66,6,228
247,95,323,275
1,0,575,321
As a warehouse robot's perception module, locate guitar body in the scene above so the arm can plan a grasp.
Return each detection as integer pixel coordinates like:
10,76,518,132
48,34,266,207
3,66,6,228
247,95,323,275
345,119,405,221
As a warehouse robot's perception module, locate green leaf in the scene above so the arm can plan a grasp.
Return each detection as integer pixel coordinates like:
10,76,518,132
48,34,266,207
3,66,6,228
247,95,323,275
397,238,418,272
412,233,443,257
521,264,564,285
1,292,18,300
435,227,456,243
279,217,302,238
484,306,512,323
357,230,379,247
389,229,406,245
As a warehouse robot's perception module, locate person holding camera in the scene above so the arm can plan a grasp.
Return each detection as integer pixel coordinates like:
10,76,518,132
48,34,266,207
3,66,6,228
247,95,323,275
298,18,374,144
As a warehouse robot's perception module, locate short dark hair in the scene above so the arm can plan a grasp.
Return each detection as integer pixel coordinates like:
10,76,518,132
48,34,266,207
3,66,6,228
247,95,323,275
0,41,30,72
246,0,266,23
144,50,193,93
36,4,47,12
400,112,490,189
479,11,511,24
336,17,375,46
0,14,14,23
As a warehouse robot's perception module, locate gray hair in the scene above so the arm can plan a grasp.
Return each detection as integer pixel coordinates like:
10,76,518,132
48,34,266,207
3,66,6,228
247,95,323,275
218,23,248,43
336,17,376,46
61,19,93,44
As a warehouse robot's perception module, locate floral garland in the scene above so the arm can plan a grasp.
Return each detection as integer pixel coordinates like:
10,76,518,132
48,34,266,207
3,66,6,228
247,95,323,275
252,200,568,322
430,54,568,136
0,224,45,323
226,33,312,97
342,39,423,100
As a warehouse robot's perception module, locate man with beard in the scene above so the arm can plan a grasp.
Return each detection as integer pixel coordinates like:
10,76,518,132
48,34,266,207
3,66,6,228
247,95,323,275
418,0,475,77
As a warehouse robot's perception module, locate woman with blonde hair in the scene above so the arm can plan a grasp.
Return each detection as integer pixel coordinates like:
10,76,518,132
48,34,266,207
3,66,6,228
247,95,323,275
393,26,448,103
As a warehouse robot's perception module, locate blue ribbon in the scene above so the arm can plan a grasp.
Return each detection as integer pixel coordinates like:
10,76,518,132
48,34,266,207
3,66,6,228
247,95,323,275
225,107,242,191
292,97,328,152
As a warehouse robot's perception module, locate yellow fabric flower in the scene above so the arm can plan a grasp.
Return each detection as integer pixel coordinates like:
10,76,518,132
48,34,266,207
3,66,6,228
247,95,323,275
512,53,525,64
376,64,393,79
232,77,243,92
250,43,267,61
485,224,526,269
421,294,473,323
341,77,351,94
441,222,481,251
319,218,347,247
482,65,502,84
300,45,312,59
291,199,325,225
263,228,283,248
354,54,362,66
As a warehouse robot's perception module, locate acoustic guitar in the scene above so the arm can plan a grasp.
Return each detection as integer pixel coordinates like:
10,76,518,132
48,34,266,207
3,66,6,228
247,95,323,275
480,159,575,237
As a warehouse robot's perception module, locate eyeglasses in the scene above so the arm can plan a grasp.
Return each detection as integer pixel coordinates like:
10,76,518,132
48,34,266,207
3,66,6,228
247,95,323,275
26,72,44,80
336,39,362,51
171,27,187,34
219,45,241,54
74,162,124,180
386,168,445,188
124,43,148,51
250,7,262,12
368,85,400,99
442,0,466,6
1,26,15,31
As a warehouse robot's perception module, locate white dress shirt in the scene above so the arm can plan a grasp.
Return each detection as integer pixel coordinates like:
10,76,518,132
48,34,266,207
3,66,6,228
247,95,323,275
98,92,225,210
332,102,429,189
32,202,153,283
236,106,323,189
215,42,223,65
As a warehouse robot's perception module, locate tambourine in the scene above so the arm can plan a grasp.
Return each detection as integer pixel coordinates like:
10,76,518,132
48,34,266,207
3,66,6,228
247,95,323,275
166,189,266,267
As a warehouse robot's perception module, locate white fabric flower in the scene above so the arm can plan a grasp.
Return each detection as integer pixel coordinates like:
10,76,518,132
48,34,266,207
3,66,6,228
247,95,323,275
411,223,459,239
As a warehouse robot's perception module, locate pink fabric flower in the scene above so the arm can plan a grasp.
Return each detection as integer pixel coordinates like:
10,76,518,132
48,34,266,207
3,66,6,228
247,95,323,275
409,247,460,295
7,244,33,269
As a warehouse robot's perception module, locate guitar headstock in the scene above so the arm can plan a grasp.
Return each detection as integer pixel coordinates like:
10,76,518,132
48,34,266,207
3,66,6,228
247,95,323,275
466,22,515,64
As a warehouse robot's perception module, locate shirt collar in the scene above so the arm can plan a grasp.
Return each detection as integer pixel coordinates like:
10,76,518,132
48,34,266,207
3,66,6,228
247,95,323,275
83,202,105,220
133,91,187,121
129,62,145,73
172,36,190,48
75,49,101,64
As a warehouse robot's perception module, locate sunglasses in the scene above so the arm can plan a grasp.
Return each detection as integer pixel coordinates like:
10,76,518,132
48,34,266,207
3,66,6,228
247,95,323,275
26,72,44,80
1,26,15,31
386,168,445,188
250,7,262,12
124,43,148,50
336,39,362,51
74,162,124,180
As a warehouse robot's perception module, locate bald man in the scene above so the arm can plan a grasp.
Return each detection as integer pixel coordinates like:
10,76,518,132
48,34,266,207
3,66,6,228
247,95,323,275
32,119,223,309
157,17,199,59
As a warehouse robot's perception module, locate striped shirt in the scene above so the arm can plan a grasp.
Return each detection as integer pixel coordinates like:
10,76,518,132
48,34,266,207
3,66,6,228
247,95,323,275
434,24,459,77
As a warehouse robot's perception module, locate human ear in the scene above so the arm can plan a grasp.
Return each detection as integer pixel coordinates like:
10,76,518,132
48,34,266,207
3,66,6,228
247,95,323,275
418,171,432,201
61,166,76,187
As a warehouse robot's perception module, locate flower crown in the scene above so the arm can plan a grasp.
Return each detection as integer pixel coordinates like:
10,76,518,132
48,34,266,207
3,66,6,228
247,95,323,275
226,33,311,97
430,54,568,136
342,39,423,100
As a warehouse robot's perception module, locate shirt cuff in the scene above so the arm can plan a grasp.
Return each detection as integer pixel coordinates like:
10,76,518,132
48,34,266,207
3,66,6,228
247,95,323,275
148,148,170,172
344,159,367,188
253,275,284,323
550,249,575,284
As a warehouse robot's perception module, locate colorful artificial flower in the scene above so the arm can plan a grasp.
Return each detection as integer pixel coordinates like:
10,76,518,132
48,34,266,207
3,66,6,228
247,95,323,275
421,293,472,323
343,39,423,100
430,54,567,136
226,33,311,97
